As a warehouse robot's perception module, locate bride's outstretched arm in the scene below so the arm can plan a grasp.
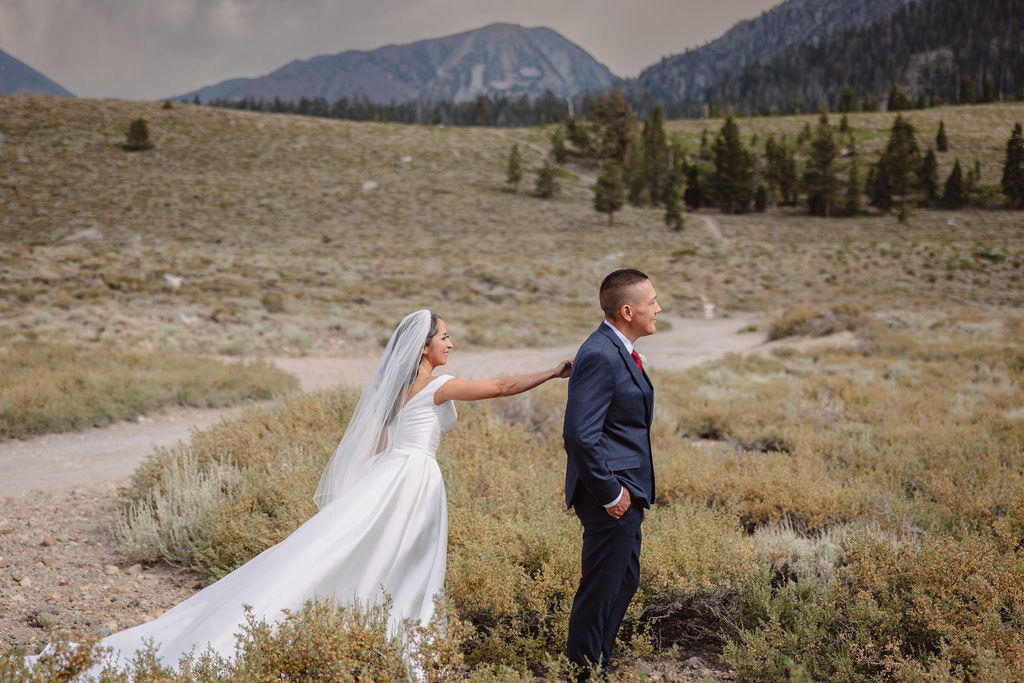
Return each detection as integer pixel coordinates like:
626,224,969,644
433,360,572,404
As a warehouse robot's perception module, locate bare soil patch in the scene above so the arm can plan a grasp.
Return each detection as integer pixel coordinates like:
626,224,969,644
0,482,199,653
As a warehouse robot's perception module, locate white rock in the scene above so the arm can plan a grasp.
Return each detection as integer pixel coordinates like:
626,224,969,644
162,274,183,291
399,155,412,164
361,180,379,192
63,227,103,242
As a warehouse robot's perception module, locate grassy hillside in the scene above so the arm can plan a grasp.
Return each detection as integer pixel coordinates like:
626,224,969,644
1,95,1022,357
2,96,1023,680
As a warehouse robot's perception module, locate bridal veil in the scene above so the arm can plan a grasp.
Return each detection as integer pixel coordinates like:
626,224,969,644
313,309,432,508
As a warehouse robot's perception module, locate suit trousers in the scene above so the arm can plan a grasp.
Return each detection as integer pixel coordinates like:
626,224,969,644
567,485,644,677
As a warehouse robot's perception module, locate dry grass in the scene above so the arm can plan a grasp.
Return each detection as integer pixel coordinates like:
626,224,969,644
1,96,1022,357
0,341,297,440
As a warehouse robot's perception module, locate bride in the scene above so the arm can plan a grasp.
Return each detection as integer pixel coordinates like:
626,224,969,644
89,309,571,671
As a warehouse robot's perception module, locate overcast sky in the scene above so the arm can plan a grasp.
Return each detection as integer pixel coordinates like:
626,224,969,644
0,0,781,101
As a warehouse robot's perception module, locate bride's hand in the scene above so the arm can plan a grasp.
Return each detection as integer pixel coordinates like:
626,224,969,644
554,359,573,379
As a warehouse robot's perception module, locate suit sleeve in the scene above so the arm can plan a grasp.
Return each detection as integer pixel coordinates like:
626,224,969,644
563,347,623,505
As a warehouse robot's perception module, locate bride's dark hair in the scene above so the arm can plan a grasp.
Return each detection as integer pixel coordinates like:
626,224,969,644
425,313,441,345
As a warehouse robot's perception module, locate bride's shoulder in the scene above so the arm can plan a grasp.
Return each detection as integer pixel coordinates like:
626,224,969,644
431,374,456,388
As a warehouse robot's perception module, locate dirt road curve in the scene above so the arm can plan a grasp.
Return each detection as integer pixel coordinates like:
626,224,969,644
1,313,826,497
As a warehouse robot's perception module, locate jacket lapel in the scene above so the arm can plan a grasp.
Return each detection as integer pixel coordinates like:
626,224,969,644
598,324,654,414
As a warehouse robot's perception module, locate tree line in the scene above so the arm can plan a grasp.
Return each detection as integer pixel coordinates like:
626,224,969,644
202,90,583,127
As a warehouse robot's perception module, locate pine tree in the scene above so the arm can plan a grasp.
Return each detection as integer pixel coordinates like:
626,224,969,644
959,77,976,105
754,185,767,212
684,165,704,209
936,120,949,152
943,159,967,208
803,113,839,217
888,85,913,111
869,114,920,210
779,139,799,206
590,87,636,163
839,114,850,134
663,169,685,230
565,117,591,155
550,128,568,164
843,151,862,216
624,138,647,206
593,160,625,225
711,116,754,214
699,129,711,160
920,148,939,202
124,118,154,151
838,86,858,113
535,159,558,199
1001,122,1024,208
641,105,670,205
506,143,523,193
763,135,780,207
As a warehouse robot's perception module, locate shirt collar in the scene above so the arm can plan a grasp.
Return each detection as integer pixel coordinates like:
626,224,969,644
602,320,634,355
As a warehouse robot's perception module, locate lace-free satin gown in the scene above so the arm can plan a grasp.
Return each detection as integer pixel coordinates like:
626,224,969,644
99,374,457,669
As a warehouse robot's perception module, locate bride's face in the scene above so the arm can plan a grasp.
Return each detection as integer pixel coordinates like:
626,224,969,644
422,319,453,367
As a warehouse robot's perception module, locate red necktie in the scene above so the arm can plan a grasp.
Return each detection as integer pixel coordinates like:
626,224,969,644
630,349,643,372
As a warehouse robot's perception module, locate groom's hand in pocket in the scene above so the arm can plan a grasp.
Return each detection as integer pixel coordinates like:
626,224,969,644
606,486,631,519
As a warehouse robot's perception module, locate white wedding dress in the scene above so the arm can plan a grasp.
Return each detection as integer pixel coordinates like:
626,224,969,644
97,374,457,670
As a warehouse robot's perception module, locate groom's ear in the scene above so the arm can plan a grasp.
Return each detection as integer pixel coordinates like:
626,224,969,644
619,304,634,322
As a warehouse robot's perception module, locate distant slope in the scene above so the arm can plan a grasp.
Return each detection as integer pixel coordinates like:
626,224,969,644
702,0,1024,113
631,0,913,103
0,49,74,97
176,23,617,105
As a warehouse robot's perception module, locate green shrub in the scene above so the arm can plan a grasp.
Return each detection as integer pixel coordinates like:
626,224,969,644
124,117,154,151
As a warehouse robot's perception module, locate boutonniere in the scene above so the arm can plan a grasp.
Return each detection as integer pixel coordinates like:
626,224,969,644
637,352,649,370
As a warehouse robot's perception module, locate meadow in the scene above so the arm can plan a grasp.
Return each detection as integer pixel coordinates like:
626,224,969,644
1,95,1023,680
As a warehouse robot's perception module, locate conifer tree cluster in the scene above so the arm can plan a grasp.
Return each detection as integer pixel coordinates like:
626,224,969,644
504,89,1024,221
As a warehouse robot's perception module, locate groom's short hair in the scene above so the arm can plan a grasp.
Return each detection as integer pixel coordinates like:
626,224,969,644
600,268,649,320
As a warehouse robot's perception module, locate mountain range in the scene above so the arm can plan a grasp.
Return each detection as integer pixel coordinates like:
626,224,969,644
3,0,1019,118
630,0,915,103
0,48,73,97
175,23,617,105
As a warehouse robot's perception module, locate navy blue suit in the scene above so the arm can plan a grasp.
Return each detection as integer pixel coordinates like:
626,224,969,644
563,323,655,676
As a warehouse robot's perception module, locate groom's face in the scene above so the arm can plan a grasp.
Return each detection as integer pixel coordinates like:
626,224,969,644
625,279,661,339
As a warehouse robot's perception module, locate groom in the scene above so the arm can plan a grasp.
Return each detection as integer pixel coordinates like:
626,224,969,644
563,268,660,678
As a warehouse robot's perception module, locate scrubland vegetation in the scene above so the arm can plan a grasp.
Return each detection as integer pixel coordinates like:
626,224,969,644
0,342,296,440
9,313,1022,680
1,96,1023,679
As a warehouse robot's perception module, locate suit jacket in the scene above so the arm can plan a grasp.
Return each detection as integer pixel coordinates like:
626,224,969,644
563,323,655,510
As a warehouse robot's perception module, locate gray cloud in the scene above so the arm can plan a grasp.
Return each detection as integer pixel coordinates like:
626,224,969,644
0,0,779,100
